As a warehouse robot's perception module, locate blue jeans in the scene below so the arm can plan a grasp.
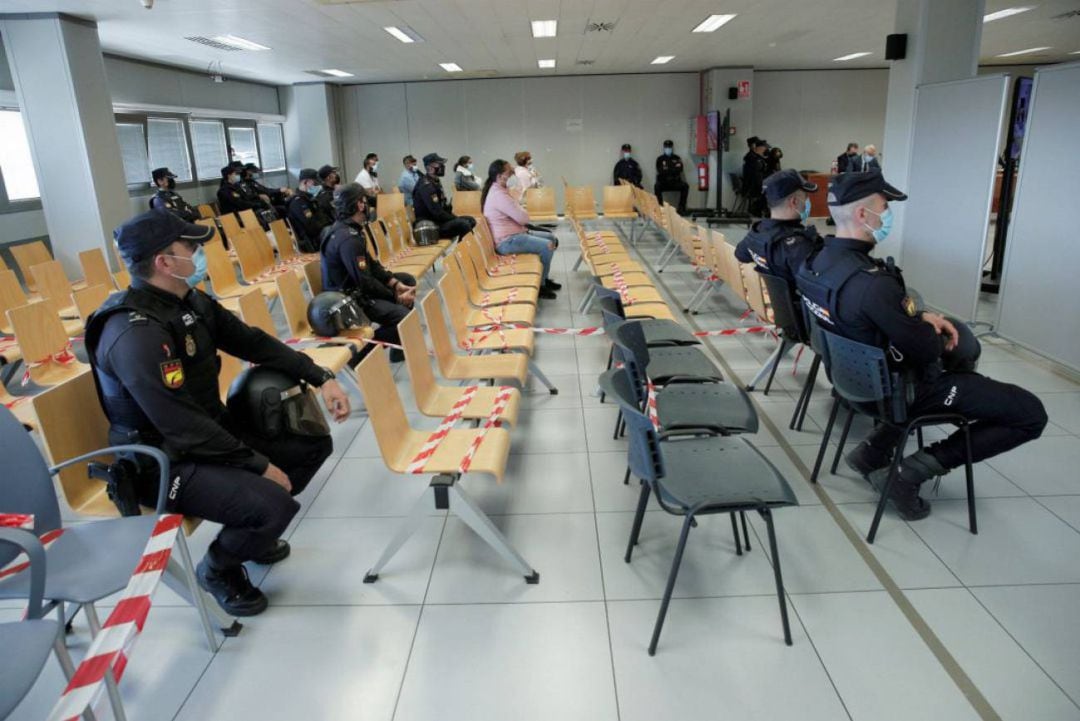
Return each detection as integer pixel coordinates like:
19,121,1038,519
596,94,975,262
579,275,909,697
496,231,555,284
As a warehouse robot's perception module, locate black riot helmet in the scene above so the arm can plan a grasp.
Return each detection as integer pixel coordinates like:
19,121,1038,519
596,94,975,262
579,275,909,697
333,182,366,220
227,367,330,440
307,291,367,338
412,219,439,246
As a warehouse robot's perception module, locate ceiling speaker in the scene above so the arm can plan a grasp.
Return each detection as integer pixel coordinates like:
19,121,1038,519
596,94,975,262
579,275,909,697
886,34,908,61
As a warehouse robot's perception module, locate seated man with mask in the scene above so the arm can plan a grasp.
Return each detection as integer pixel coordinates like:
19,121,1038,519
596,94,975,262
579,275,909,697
735,169,821,291
412,152,477,240
286,168,335,253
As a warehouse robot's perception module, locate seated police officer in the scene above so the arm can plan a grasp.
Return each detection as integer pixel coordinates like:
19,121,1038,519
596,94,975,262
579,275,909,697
86,210,352,616
321,183,417,363
286,168,334,253
735,169,821,289
413,152,477,240
654,140,689,215
796,172,1047,520
241,162,290,219
149,167,199,223
316,164,341,220
217,162,263,216
613,143,643,188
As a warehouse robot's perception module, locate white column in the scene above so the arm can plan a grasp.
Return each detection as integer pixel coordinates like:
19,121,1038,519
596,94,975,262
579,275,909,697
281,82,342,182
0,13,130,277
880,0,985,260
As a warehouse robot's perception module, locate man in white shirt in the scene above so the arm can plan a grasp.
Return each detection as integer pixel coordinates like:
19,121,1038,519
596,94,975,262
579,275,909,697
354,153,381,218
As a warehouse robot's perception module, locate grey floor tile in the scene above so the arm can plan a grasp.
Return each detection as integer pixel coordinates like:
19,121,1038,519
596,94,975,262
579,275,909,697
976,362,1080,394
907,588,1080,721
590,451,652,513
792,591,982,721
1038,392,1080,435
306,457,445,518
174,606,420,721
393,602,619,721
425,512,603,604
1037,495,1080,532
466,451,595,515
510,406,588,454
521,372,585,409
607,597,849,721
985,436,1080,496
581,404,627,453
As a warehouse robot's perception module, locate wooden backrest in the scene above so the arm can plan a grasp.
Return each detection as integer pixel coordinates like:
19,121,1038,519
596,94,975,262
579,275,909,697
420,290,459,370
30,260,74,308
218,213,243,245
275,270,310,338
237,208,260,229
72,284,110,324
461,235,494,278
197,204,215,219
376,192,405,219
218,351,244,401
355,349,413,466
79,248,115,291
10,241,52,290
203,238,242,297
0,269,28,334
742,263,771,322
114,268,132,290
525,187,556,216
449,248,481,302
237,287,277,336
303,259,323,296
369,220,393,261
472,217,499,260
245,222,277,270
397,310,438,410
438,257,471,314
7,299,70,362
230,228,270,283
602,185,634,215
453,190,481,218
269,218,297,261
567,185,597,216
712,230,747,302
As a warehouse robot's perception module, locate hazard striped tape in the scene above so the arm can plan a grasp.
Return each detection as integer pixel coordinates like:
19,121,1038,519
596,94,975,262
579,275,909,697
22,342,78,387
285,336,405,352
645,378,660,431
0,513,34,530
0,527,64,581
406,386,480,474
527,325,774,337
458,385,513,473
46,514,183,721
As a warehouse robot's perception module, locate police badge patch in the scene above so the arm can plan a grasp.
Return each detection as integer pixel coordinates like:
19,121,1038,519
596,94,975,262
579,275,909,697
902,296,917,317
184,333,197,356
160,360,185,389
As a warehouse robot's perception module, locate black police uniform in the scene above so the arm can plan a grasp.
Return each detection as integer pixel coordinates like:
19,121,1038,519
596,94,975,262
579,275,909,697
286,191,334,253
741,151,769,217
797,235,1047,470
735,218,820,289
654,152,689,213
836,152,863,174
217,179,263,215
150,189,199,223
86,281,334,568
320,218,416,358
412,174,476,240
245,177,287,218
613,157,643,188
316,182,337,221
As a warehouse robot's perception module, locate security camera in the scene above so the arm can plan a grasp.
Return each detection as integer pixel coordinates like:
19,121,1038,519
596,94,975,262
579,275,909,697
141,0,153,8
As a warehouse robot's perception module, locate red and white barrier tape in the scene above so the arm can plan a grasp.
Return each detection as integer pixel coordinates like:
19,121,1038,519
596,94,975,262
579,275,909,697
458,385,513,473
529,325,774,337
645,379,660,431
406,386,480,474
22,343,78,387
285,336,405,352
0,513,34,530
46,514,183,721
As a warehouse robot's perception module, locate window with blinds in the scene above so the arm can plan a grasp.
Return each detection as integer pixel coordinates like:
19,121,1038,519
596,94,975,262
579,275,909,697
116,123,150,186
257,123,286,171
0,109,41,200
189,119,228,180
146,118,192,182
228,126,259,167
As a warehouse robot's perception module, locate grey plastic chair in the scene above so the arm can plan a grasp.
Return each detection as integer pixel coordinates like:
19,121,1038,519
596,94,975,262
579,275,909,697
612,320,723,386
0,407,233,656
595,288,701,346
614,395,798,655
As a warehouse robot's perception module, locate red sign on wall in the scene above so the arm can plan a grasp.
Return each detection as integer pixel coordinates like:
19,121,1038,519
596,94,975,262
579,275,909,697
737,80,751,99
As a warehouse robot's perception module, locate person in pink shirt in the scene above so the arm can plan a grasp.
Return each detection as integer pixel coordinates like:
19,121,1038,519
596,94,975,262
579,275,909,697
482,159,560,299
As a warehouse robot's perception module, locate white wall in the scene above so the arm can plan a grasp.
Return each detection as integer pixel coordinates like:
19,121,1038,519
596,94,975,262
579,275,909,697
752,69,889,174
339,73,705,212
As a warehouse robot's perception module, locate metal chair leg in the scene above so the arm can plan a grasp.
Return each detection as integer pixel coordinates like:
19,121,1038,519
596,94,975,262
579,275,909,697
762,339,788,396
761,507,792,645
648,513,694,656
730,512,742,556
794,355,821,431
623,466,632,485
917,427,925,450
810,398,841,483
964,424,977,535
612,409,623,440
625,481,650,562
830,407,855,473
867,434,909,544
740,511,751,551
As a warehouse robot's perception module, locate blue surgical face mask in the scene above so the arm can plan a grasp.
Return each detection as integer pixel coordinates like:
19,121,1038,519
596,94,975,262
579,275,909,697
623,152,632,160
306,183,321,197
864,206,894,243
799,198,811,222
166,246,208,288
663,147,673,156
228,174,240,184
371,162,379,172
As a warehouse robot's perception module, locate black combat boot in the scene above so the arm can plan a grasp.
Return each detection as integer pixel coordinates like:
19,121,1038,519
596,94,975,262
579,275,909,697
196,555,269,616
868,450,947,521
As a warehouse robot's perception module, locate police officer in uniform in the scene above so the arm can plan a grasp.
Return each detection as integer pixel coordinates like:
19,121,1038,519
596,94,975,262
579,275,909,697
321,183,417,363
412,152,476,240
735,169,821,290
613,143,643,188
796,172,1047,519
216,162,263,216
241,162,290,219
316,164,341,220
742,137,770,217
286,168,334,253
86,210,352,616
654,139,689,214
149,167,199,223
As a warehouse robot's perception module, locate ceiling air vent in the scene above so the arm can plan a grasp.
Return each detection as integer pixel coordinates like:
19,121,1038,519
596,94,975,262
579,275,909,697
576,60,595,66
185,36,244,52
305,70,339,78
585,21,617,33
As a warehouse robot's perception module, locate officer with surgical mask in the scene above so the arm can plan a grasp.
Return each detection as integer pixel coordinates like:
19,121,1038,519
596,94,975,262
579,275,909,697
735,169,821,292
796,171,1046,521
613,143,643,188
85,210,351,617
654,139,689,214
150,167,199,223
216,162,263,216
286,168,335,252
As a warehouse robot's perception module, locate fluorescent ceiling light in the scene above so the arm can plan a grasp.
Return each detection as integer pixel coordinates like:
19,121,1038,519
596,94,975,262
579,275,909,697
210,34,269,51
384,26,423,43
538,58,556,68
320,69,353,78
1071,50,1080,55
651,55,675,64
996,46,1051,56
440,62,463,72
531,20,557,38
693,14,737,33
833,51,873,61
983,6,1035,22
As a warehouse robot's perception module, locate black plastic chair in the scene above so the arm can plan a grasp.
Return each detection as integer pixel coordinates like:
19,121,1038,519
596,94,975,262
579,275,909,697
595,288,700,347
612,321,722,386
758,273,822,430
614,393,797,655
809,329,976,543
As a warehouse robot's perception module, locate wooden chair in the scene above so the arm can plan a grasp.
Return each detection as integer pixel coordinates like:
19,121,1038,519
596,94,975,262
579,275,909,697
203,238,278,301
9,241,53,292
0,270,82,339
30,261,80,319
472,217,542,277
217,212,244,246
438,266,535,329
217,350,245,402
72,284,110,324
394,208,449,254
79,248,116,292
602,185,637,220
398,311,520,425
114,268,132,291
452,190,482,219
197,203,216,219
303,259,323,296
237,208,260,230
382,215,443,262
525,187,559,222
420,290,528,387
448,248,539,307
566,185,598,221
369,220,432,278
7,300,90,386
376,192,405,220
0,374,36,429
460,235,540,291
274,271,369,374
269,218,318,266
236,286,352,375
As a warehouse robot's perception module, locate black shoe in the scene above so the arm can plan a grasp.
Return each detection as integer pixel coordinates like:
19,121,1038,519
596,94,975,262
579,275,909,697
868,450,946,521
844,441,892,479
388,348,405,363
250,539,291,565
196,559,269,616
545,279,562,291
539,287,557,300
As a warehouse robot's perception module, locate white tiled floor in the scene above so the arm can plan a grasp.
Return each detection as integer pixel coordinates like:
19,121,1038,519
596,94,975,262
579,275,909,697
8,220,1080,720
